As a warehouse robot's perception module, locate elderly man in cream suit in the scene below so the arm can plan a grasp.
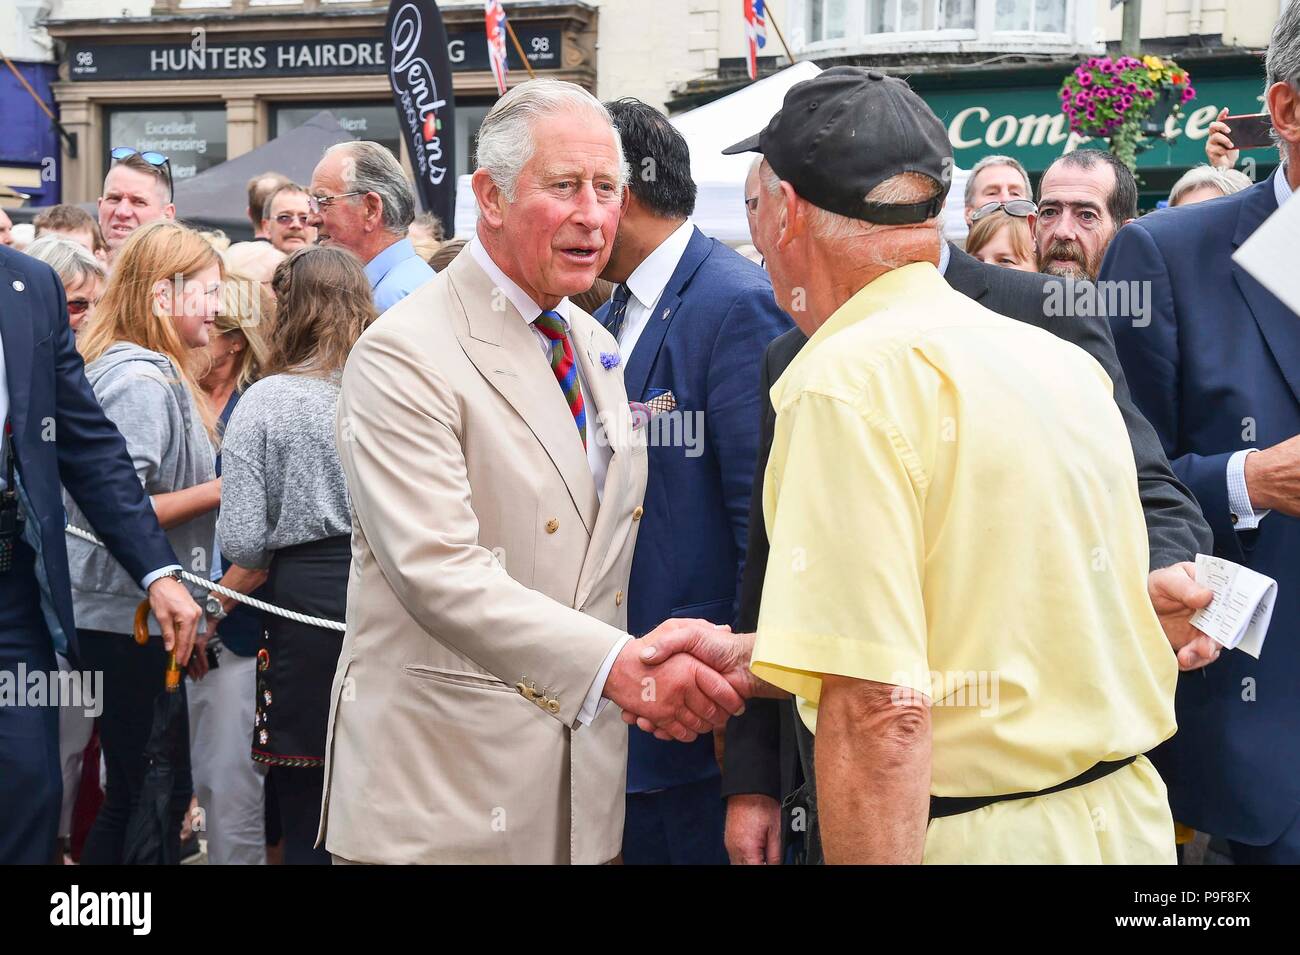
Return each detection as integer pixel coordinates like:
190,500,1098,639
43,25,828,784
320,80,746,865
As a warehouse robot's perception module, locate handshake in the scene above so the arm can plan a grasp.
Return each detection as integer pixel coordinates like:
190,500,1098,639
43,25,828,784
600,619,776,742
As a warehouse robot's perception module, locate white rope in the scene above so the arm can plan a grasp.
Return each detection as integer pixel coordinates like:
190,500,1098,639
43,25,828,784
64,524,347,632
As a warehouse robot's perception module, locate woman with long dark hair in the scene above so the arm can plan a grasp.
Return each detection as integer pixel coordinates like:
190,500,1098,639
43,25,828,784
217,246,376,864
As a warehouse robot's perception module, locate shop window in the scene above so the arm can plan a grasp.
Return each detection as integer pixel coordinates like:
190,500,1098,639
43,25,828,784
106,106,227,184
994,0,1067,34
796,0,1075,49
273,102,402,163
866,0,976,34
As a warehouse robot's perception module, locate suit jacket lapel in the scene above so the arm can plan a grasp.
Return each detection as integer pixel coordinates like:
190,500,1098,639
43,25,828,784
622,226,713,400
447,253,600,535
0,262,34,440
570,314,640,605
1232,172,1300,407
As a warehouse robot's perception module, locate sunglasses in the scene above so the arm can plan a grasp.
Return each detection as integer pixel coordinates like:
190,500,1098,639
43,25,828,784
274,213,311,226
110,146,174,203
971,199,1038,221
66,297,98,316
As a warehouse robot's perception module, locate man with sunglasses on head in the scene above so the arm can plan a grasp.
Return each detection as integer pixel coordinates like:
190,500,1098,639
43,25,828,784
307,141,434,313
963,154,1032,226
97,148,175,264
261,183,317,254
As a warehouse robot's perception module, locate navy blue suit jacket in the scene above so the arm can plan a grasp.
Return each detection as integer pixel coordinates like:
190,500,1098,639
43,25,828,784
1103,170,1300,844
597,226,793,792
0,245,177,664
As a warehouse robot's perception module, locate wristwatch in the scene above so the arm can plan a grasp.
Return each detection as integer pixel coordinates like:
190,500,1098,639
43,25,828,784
204,594,228,621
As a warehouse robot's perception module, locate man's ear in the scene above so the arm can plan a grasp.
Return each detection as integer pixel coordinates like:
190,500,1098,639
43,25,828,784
620,185,632,218
472,168,505,230
363,193,385,231
163,204,176,221
776,180,802,251
1267,80,1300,147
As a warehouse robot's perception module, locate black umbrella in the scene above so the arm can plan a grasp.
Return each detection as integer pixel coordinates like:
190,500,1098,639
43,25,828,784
122,600,189,865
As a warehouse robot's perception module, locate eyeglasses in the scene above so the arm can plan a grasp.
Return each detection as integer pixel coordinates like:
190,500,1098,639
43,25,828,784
110,146,174,203
745,196,759,213
307,192,365,214
971,199,1038,221
66,297,98,316
274,213,311,226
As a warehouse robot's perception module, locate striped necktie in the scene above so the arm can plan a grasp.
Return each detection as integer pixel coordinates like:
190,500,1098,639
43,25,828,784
533,310,587,449
603,282,632,342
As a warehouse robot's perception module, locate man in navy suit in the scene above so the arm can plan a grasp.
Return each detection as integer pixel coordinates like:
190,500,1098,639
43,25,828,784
596,98,792,864
0,245,200,863
1101,5,1300,864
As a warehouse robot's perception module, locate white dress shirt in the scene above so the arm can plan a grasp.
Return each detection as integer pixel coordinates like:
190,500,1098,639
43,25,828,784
1225,166,1292,532
468,237,624,724
615,219,696,357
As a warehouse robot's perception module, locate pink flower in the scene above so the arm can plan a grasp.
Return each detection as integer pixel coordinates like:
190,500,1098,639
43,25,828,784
1078,72,1093,87
1182,86,1196,102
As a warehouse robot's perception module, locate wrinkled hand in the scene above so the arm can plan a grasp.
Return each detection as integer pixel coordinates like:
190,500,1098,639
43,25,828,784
1149,563,1221,671
603,619,746,743
147,576,202,666
1206,108,1240,170
625,629,776,740
726,794,782,865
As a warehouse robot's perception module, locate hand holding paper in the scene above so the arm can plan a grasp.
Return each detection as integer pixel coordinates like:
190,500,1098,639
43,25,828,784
1188,554,1278,659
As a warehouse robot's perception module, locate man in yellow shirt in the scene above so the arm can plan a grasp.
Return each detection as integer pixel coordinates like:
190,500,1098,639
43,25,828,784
637,69,1183,864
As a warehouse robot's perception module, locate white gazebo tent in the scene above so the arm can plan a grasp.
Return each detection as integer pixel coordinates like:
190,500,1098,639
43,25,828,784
455,61,969,245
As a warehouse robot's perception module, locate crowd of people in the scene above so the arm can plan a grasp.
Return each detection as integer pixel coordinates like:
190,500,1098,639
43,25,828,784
0,5,1297,867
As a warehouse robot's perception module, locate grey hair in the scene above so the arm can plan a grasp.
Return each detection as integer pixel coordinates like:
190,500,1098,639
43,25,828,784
23,235,106,290
759,161,941,245
325,141,416,236
475,78,628,203
1266,2,1300,157
964,154,1032,207
261,181,309,222
1168,164,1253,205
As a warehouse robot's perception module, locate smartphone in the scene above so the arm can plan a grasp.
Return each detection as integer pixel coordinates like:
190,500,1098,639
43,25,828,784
1223,113,1275,150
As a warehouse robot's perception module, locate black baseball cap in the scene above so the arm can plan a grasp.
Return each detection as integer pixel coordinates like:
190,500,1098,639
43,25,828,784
723,67,952,225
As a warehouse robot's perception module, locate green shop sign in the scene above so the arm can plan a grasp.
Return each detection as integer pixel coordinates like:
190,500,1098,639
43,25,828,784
922,75,1268,172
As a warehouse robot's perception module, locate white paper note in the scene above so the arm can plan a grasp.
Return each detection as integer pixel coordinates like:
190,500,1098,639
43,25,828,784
1188,554,1277,659
1233,187,1300,317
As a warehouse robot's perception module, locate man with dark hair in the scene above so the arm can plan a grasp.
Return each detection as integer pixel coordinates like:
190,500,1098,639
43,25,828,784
33,205,108,264
247,172,290,240
260,182,316,253
597,97,792,865
1035,148,1137,280
1101,4,1300,864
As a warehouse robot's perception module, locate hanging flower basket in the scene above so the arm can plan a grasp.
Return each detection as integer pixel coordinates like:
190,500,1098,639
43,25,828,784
1058,54,1196,172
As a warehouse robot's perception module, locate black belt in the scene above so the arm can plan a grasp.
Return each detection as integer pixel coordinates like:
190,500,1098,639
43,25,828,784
928,755,1138,820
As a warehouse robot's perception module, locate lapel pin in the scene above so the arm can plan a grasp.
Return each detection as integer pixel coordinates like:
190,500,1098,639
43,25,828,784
12,280,24,292
661,308,670,320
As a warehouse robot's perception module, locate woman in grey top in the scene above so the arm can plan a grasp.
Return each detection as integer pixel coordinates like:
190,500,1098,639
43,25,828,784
68,220,223,865
218,246,376,865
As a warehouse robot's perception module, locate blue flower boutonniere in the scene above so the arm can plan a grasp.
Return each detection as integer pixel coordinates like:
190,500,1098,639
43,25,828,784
600,351,621,370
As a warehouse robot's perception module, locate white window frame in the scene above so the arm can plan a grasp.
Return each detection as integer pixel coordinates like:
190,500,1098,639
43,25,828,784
789,0,1096,58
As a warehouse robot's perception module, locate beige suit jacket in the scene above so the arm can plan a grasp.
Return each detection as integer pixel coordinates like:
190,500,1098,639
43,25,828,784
319,249,647,864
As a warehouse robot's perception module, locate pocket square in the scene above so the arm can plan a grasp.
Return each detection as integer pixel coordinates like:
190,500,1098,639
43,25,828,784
645,390,677,416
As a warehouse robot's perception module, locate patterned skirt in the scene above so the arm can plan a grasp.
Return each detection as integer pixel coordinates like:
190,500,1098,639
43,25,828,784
251,535,350,768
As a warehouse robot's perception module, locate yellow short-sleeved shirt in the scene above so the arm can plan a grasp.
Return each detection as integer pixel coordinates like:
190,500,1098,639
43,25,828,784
751,262,1178,864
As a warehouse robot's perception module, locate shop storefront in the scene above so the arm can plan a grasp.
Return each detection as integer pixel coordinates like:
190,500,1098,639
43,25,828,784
907,54,1275,208
45,2,597,206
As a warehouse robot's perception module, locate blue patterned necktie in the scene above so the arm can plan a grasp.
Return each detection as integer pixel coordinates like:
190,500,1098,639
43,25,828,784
603,283,632,342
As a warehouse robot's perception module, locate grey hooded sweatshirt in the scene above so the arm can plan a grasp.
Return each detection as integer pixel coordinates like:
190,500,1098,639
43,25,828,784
64,342,216,635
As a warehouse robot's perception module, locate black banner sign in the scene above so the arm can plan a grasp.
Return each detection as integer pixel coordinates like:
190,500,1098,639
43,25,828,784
67,26,562,82
385,0,456,227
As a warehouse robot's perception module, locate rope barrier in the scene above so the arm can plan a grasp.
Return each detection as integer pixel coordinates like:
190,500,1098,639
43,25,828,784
65,524,347,632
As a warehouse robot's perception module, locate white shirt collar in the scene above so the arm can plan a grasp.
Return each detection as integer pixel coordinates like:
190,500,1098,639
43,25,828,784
624,219,695,310
469,235,572,328
938,239,951,276
1275,164,1293,209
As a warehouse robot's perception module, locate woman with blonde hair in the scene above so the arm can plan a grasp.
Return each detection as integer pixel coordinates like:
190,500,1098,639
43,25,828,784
22,235,107,339
219,246,376,864
965,202,1039,273
187,272,277,864
68,219,222,865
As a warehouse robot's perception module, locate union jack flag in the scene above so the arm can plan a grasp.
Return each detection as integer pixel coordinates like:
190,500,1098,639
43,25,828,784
486,1,509,96
744,0,768,81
